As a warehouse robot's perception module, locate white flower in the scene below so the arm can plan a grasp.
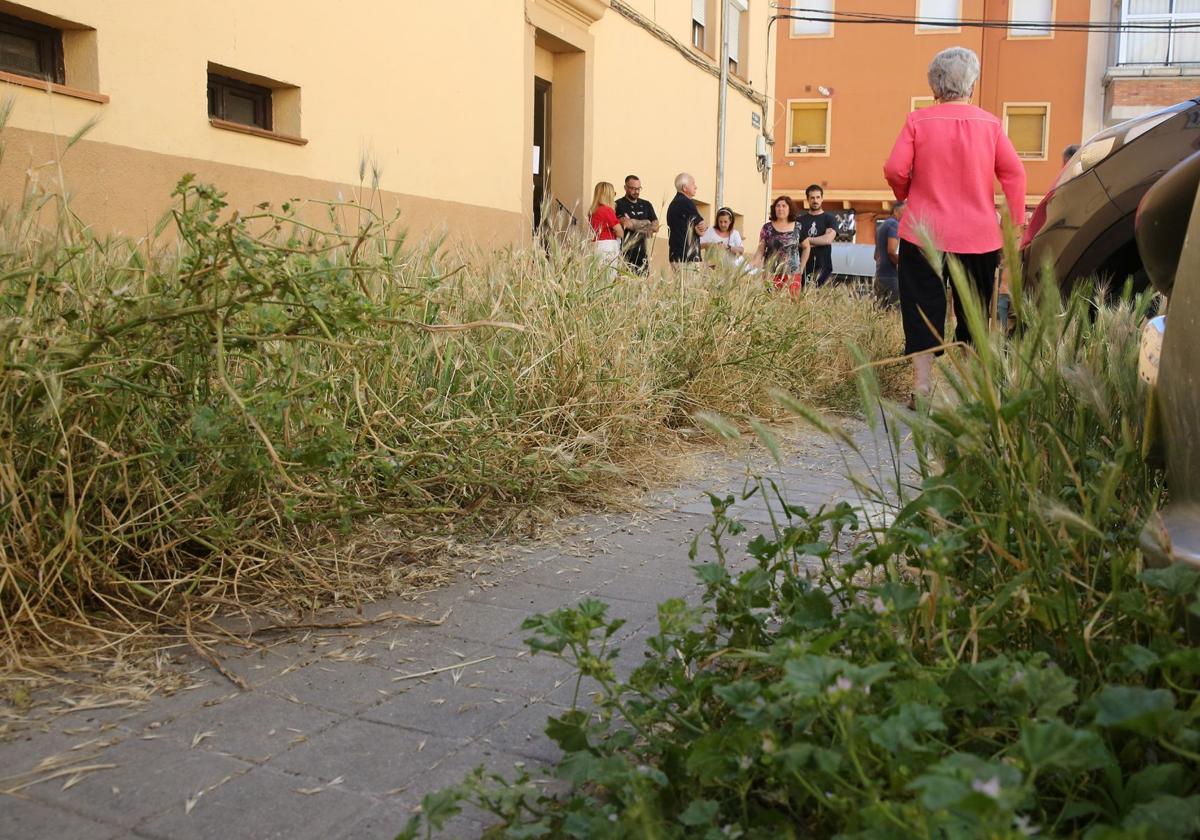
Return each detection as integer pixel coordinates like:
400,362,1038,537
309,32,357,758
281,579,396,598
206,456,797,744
971,776,1002,799
871,596,887,614
827,675,854,695
1014,814,1041,835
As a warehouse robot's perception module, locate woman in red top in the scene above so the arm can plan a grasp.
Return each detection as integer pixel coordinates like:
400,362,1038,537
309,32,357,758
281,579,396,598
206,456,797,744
883,46,1026,405
588,182,623,275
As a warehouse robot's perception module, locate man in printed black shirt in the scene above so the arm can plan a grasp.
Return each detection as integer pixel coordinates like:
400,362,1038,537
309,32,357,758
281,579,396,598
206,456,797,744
666,172,708,267
614,174,660,274
802,184,838,287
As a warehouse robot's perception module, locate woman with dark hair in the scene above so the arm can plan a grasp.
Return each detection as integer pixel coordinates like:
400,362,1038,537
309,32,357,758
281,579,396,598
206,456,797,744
700,207,746,265
753,196,809,295
884,46,1026,404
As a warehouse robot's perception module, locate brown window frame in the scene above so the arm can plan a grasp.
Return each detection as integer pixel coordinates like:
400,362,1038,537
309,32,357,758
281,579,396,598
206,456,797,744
0,11,64,84
207,72,272,131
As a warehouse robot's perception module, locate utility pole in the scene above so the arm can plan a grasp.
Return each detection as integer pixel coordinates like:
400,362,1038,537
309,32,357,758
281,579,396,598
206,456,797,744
715,0,747,212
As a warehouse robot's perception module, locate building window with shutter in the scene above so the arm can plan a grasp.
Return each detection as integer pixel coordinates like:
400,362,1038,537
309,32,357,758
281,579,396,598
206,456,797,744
790,0,833,37
911,96,936,110
787,100,830,155
1119,0,1200,66
208,73,273,131
206,63,307,145
1010,0,1053,37
1004,103,1049,160
0,11,64,83
692,0,708,52
916,0,961,32
726,1,748,76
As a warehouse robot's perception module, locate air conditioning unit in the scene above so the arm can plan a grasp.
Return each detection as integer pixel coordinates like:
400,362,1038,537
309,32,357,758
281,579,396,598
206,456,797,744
789,144,826,154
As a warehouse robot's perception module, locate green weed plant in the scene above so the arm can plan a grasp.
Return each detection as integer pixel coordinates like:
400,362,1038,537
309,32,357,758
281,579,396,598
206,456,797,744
399,255,1199,839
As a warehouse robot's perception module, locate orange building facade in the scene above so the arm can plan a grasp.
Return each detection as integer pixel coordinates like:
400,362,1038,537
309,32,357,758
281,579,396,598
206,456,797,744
769,0,1102,245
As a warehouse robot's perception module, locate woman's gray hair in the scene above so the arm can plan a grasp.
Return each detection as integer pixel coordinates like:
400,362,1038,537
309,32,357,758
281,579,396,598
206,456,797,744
927,47,980,101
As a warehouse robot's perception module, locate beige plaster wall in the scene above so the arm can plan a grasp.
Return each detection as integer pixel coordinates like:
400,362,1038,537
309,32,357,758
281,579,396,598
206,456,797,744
0,0,528,220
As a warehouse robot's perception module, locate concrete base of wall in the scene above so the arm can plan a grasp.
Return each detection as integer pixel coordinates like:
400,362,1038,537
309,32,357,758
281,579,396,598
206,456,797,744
0,127,527,248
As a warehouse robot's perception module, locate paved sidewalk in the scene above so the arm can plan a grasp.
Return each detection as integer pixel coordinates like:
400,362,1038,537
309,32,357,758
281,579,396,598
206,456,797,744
1,420,898,840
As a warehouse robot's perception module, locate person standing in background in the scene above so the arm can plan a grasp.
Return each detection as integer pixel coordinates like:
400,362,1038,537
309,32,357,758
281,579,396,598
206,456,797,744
883,46,1026,406
588,181,624,275
873,200,904,307
666,172,708,270
700,207,746,266
614,175,659,274
801,185,838,287
753,195,809,296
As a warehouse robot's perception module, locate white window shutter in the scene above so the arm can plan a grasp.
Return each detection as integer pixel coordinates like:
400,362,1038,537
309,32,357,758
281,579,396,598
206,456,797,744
693,0,706,25
1011,0,1052,35
918,0,959,28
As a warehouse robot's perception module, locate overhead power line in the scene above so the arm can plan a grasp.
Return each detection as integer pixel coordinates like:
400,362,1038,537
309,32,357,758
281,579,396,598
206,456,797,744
772,5,1200,32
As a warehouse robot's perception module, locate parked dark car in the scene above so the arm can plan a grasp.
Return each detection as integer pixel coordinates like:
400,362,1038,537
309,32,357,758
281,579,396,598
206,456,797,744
1135,149,1200,571
1021,98,1200,294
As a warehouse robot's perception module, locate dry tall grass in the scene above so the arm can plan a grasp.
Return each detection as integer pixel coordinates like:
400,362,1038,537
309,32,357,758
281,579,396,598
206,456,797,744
0,176,903,674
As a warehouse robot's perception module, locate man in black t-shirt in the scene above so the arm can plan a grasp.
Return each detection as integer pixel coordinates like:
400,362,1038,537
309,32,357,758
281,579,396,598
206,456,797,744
802,184,838,287
614,174,660,274
666,172,708,267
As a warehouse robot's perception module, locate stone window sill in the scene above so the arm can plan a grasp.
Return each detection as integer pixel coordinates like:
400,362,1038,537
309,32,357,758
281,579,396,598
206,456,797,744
0,69,108,103
209,118,307,146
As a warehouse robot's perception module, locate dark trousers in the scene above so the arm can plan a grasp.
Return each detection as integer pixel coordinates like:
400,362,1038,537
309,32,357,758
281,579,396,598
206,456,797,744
897,239,1000,355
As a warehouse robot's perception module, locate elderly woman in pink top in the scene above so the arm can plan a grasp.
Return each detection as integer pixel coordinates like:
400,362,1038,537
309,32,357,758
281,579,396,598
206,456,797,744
883,46,1026,404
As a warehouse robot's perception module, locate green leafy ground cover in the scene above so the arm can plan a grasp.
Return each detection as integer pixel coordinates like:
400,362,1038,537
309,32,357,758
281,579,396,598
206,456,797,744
400,269,1200,838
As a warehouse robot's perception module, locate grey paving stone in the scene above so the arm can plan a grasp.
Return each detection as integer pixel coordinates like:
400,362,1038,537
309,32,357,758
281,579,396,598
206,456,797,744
0,793,122,839
268,717,458,796
148,690,343,763
588,570,695,606
418,601,538,648
136,765,374,840
462,579,585,615
261,658,401,716
450,649,572,698
116,677,244,733
0,722,132,787
361,682,523,741
189,641,316,690
479,700,568,763
24,733,252,828
513,556,615,594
